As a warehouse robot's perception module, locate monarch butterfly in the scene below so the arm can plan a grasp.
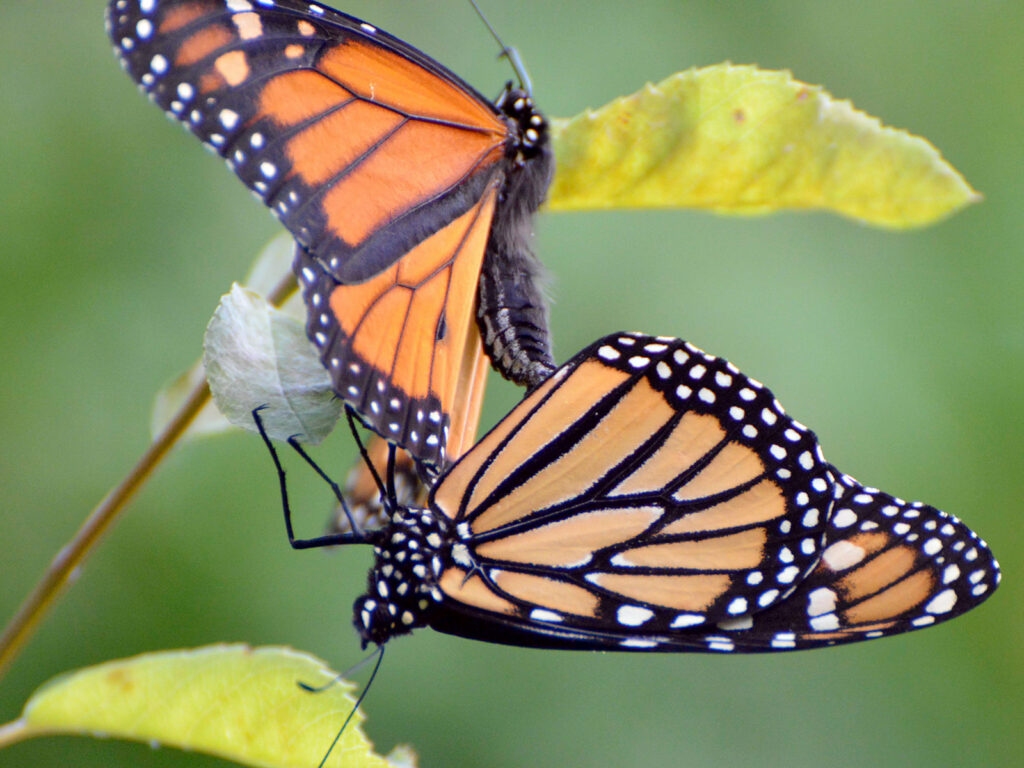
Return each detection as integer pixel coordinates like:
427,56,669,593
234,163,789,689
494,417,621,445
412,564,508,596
107,0,556,469
260,332,999,652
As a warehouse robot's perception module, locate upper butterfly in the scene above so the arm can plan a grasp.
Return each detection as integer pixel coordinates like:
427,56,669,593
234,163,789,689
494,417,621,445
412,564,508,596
106,0,556,468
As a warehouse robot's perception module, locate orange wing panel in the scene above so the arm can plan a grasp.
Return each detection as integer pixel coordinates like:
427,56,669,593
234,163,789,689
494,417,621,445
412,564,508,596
176,25,234,66
284,101,404,186
439,569,517,616
609,412,726,497
257,70,354,127
349,285,411,376
330,264,397,337
318,41,507,128
320,120,500,247
445,323,489,462
471,377,675,535
432,364,568,521
836,546,917,601
491,571,600,618
660,479,786,536
587,573,732,613
843,568,934,624
463,362,633,519
397,267,450,399
673,442,766,502
475,506,663,568
432,190,494,423
616,528,767,571
160,3,208,34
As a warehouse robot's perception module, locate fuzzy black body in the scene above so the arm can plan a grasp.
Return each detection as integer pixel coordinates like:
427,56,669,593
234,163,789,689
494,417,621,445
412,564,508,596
478,88,558,388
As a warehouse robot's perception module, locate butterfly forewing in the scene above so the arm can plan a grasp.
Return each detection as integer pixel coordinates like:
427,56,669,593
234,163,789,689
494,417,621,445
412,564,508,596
107,0,509,281
430,333,836,635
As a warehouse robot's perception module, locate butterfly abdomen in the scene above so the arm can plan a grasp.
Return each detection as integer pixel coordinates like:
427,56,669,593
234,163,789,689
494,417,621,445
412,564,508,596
479,87,557,388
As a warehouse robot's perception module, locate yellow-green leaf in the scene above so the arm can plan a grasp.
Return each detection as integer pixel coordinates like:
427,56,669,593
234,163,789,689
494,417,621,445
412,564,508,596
3,644,414,768
547,64,979,227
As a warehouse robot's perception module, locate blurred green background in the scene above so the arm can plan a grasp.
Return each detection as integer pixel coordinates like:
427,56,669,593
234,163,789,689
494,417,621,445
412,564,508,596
1,1,1020,766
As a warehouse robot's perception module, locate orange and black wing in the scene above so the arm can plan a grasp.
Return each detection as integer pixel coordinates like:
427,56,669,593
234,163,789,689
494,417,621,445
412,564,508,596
107,0,511,281
107,0,552,467
412,333,998,651
294,201,491,466
711,469,1001,651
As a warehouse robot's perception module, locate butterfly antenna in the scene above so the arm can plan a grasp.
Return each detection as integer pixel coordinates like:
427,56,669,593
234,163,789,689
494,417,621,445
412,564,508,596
467,0,533,94
344,405,392,515
313,645,386,768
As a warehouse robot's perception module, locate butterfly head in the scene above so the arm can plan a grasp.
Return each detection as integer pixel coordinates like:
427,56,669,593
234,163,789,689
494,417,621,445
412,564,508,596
495,83,549,163
354,507,451,647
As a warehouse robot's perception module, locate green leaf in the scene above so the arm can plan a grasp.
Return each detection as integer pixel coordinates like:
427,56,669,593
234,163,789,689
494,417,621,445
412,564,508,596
548,63,979,227
4,645,414,768
204,284,340,444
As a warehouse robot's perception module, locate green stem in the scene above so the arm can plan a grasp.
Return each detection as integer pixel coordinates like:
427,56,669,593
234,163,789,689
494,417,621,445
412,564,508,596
0,719,32,749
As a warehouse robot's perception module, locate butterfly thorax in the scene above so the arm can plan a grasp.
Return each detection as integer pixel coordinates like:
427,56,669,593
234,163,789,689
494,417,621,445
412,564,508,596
353,507,451,647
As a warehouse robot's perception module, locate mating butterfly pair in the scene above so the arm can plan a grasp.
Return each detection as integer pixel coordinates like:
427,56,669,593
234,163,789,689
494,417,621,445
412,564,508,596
109,0,998,654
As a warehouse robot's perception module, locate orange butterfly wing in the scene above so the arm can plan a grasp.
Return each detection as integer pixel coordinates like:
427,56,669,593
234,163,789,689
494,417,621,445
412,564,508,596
407,333,999,652
108,0,511,280
295,187,494,466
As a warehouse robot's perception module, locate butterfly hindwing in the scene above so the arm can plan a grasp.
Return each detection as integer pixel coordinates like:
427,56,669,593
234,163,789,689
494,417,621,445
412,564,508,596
716,470,1002,651
294,186,493,466
359,332,998,652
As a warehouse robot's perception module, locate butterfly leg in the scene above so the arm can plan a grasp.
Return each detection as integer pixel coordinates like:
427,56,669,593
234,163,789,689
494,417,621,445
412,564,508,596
251,407,364,549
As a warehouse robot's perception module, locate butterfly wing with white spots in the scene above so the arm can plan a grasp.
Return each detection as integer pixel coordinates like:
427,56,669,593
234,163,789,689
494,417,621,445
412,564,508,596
344,333,999,652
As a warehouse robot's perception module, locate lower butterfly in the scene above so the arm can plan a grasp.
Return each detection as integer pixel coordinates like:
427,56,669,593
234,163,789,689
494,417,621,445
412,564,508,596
259,332,999,652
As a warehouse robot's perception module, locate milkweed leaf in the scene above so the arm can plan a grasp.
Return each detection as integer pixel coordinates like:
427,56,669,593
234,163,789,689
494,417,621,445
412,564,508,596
10,645,414,768
204,284,340,444
549,64,979,227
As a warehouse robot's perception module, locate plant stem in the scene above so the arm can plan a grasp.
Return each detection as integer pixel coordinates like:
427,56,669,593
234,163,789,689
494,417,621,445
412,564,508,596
0,719,32,749
0,272,298,682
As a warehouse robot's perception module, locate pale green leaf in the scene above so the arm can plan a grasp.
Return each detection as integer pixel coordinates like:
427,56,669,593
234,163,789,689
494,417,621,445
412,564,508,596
203,284,340,444
7,645,412,768
548,64,979,227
